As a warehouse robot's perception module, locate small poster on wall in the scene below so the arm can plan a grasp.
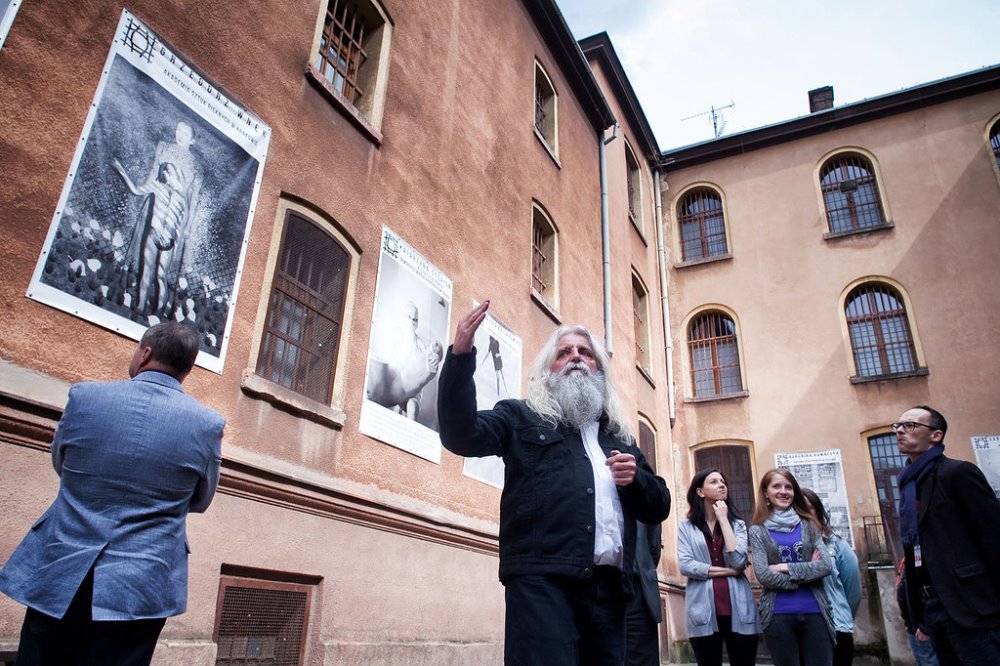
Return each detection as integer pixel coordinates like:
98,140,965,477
775,448,854,548
972,435,1000,499
360,227,452,463
461,304,522,488
26,9,270,372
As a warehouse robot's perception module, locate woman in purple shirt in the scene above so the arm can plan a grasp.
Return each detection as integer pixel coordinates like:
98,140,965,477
748,469,835,666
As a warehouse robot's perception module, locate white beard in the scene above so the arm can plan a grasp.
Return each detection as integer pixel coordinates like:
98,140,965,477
548,362,606,429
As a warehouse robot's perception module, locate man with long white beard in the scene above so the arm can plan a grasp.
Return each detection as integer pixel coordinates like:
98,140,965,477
438,301,671,665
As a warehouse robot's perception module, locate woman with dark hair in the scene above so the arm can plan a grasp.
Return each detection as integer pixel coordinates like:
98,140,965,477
748,469,835,666
801,488,861,666
677,469,760,665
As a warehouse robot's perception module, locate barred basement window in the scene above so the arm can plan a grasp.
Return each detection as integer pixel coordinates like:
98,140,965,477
257,212,350,404
688,311,743,398
820,153,887,233
845,283,917,378
678,188,728,261
214,577,313,665
867,431,908,560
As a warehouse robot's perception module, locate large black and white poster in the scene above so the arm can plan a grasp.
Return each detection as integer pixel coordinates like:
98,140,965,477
26,10,270,372
360,227,452,463
0,0,21,52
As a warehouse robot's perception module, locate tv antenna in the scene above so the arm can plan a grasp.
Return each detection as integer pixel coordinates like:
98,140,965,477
681,101,735,139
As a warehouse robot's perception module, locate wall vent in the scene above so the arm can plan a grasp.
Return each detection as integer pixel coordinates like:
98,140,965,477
214,575,313,665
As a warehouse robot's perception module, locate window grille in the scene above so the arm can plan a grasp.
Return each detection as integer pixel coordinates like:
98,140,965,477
215,578,311,666
626,145,640,223
991,120,1000,171
820,154,886,233
693,445,755,520
678,189,727,261
867,432,907,562
531,207,556,301
638,420,656,474
315,0,370,104
534,64,556,150
688,312,742,397
257,213,350,403
632,276,650,372
845,283,916,378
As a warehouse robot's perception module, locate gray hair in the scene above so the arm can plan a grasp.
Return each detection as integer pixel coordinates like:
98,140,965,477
525,325,633,442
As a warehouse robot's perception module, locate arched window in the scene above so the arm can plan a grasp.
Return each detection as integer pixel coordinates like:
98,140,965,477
990,119,1000,172
638,418,657,474
632,272,651,373
820,153,887,233
845,283,917,379
531,202,558,308
257,211,352,403
694,445,754,520
688,311,743,397
678,188,728,261
625,142,643,231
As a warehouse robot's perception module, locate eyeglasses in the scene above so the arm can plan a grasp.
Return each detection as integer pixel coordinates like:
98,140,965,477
891,421,936,432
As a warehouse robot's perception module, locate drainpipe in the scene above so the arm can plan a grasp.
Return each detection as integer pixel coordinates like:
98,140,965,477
654,169,676,424
599,122,618,354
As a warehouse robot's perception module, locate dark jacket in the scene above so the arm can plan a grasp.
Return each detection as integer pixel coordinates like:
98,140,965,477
438,348,671,584
903,454,1000,630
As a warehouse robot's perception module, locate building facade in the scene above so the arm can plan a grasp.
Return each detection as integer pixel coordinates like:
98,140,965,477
0,1,674,663
658,67,1000,663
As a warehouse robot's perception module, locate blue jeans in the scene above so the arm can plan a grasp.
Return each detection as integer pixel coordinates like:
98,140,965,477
908,632,940,666
926,619,1000,666
763,613,833,666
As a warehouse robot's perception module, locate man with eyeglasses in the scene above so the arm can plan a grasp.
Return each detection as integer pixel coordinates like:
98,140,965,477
895,405,1000,665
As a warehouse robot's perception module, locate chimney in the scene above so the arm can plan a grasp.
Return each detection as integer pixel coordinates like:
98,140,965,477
808,86,834,113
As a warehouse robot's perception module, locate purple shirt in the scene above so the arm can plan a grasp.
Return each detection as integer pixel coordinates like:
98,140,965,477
770,524,820,614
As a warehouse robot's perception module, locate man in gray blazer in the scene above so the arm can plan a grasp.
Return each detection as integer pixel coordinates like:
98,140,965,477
0,322,224,665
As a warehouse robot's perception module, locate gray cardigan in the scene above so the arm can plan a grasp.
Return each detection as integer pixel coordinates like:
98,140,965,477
748,519,836,640
678,518,762,638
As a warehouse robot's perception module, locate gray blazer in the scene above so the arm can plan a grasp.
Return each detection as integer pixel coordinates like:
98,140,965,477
678,518,761,638
748,519,835,640
0,371,224,620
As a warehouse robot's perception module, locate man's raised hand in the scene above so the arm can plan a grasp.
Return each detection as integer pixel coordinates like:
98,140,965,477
452,301,490,355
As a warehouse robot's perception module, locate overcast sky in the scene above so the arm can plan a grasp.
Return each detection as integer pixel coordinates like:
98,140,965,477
558,0,999,150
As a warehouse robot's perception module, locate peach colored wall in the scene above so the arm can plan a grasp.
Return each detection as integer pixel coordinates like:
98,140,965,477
660,90,1000,646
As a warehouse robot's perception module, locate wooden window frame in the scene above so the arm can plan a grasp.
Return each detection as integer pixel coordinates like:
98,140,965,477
256,211,351,405
533,61,558,158
677,187,728,262
687,310,744,399
625,142,643,232
693,444,755,520
820,152,888,234
632,272,652,375
844,283,919,380
531,203,558,310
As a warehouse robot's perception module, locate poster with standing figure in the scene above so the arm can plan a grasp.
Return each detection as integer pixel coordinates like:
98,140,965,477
26,9,270,372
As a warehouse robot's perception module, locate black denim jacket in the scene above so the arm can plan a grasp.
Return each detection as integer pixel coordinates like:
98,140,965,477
438,348,671,585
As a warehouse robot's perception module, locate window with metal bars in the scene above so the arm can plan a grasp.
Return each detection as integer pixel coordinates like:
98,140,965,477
534,62,557,153
845,283,917,378
625,143,642,228
820,153,887,233
693,445,755,520
214,577,313,666
256,212,350,404
990,120,1000,172
867,432,907,562
688,311,743,398
314,0,378,105
638,419,657,474
678,188,728,261
632,274,651,373
531,205,557,304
